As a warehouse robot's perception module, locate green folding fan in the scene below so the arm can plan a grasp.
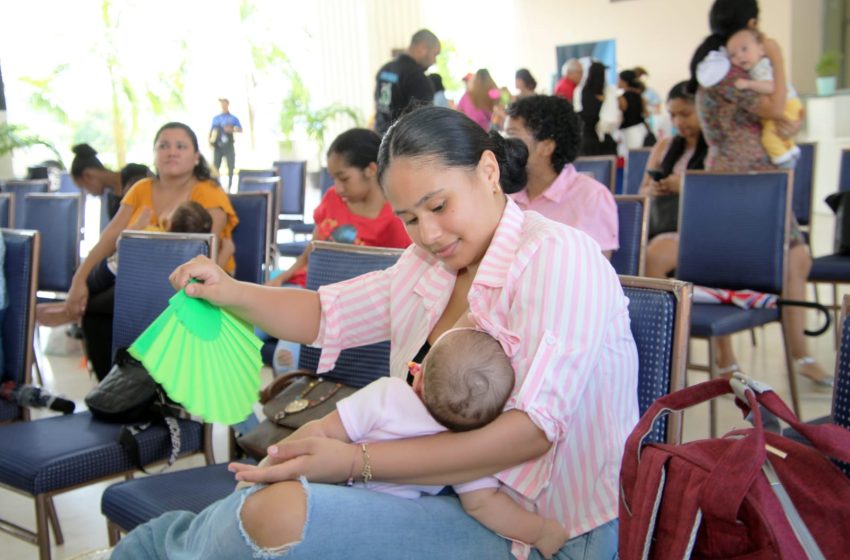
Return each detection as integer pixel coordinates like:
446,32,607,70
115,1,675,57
129,285,262,425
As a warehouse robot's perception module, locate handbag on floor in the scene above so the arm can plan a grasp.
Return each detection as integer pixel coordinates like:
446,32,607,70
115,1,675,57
619,373,850,559
85,348,183,471
237,370,357,460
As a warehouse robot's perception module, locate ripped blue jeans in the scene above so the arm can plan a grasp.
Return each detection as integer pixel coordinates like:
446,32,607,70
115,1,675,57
111,478,618,559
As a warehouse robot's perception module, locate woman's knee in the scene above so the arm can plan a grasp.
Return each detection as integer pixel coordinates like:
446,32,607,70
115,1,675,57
241,481,307,550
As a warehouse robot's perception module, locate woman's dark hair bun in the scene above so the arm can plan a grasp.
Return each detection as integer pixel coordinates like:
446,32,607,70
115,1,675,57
72,144,98,158
489,131,528,195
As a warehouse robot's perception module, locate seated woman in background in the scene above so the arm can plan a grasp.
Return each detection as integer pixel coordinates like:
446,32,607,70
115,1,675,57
267,128,411,288
456,68,499,131
69,143,151,220
505,94,618,258
63,122,238,380
639,81,707,278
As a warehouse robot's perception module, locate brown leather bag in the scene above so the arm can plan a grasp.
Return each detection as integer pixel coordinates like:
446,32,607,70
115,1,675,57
237,371,356,460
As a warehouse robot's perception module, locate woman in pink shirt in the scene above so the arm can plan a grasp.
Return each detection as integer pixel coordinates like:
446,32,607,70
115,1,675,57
505,95,619,258
456,68,498,131
114,107,638,559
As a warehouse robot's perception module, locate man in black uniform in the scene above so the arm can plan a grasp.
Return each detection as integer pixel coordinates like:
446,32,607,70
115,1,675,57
373,29,441,135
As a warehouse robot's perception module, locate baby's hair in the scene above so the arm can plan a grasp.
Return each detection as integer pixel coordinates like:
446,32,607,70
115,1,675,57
169,201,212,234
422,329,515,432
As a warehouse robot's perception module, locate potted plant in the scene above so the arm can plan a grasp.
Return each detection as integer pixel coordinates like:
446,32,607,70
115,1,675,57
816,51,842,96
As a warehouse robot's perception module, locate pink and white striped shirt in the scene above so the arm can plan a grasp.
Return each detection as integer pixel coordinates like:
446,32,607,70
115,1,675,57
313,198,639,555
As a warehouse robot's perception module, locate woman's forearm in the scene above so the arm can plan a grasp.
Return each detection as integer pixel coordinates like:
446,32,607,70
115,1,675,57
227,282,322,344
369,410,551,486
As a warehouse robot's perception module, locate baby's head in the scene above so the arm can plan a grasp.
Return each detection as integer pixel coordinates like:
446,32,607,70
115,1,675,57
167,201,212,234
418,329,514,432
726,28,763,72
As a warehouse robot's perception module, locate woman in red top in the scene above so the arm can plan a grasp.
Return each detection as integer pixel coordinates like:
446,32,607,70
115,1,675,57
268,129,411,287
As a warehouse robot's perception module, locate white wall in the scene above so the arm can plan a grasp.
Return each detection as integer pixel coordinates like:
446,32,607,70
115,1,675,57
510,0,808,105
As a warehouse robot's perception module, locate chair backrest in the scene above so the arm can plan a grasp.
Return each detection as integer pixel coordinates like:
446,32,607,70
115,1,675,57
620,275,691,445
2,180,48,230
23,193,82,292
612,195,649,276
792,142,816,228
0,194,13,228
299,241,403,388
112,232,215,356
57,172,79,193
0,230,40,422
238,176,280,229
574,156,617,193
834,295,850,477
840,148,850,193
273,160,307,218
319,167,335,197
237,169,276,192
677,171,791,295
230,192,272,284
624,148,652,195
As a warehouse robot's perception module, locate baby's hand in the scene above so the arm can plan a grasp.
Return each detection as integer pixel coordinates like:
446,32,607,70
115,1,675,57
534,518,570,559
735,78,751,90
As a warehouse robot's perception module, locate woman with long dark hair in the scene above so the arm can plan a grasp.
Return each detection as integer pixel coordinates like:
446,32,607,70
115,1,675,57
640,81,707,278
64,122,237,379
579,61,618,156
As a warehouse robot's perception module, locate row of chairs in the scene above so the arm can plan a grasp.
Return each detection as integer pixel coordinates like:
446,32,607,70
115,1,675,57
0,229,222,559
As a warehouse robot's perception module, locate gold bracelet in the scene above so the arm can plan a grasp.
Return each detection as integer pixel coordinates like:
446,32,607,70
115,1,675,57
360,443,372,486
346,445,359,486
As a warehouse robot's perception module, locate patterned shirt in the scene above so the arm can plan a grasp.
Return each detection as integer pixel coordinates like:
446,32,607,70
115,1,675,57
313,198,639,552
696,64,772,172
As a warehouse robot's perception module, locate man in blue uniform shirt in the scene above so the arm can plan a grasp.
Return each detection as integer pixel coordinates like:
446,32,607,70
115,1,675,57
209,98,242,189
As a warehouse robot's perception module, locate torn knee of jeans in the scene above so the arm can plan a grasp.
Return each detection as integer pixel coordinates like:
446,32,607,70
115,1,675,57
236,479,310,557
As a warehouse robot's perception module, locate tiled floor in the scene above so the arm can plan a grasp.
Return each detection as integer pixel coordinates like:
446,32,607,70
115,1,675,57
0,215,841,559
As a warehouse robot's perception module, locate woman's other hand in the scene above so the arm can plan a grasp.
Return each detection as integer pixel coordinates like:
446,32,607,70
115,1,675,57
169,255,238,307
64,279,89,320
229,437,356,484
646,174,681,196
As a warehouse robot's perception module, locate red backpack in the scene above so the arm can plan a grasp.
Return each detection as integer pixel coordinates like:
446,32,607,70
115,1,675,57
619,374,850,559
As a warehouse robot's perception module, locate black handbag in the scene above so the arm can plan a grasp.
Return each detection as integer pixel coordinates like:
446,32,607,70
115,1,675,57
237,371,357,460
85,348,183,471
649,194,680,239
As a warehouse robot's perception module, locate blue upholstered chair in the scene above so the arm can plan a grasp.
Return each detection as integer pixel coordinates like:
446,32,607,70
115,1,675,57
0,231,217,559
319,166,335,197
100,241,403,544
230,192,272,284
0,229,40,423
273,160,308,229
23,194,82,294
57,172,79,194
832,296,850,477
238,176,280,230
2,179,48,232
676,171,796,433
621,275,691,444
0,193,15,228
792,142,816,238
612,195,649,276
237,168,276,191
624,148,652,195
574,156,617,193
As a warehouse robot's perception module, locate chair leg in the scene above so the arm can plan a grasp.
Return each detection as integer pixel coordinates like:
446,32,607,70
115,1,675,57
781,322,801,418
835,284,841,350
35,494,51,560
107,520,122,547
708,338,718,438
46,496,63,545
749,328,757,347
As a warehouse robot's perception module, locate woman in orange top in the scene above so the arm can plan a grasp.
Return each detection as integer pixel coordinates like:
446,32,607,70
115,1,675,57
65,122,237,379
